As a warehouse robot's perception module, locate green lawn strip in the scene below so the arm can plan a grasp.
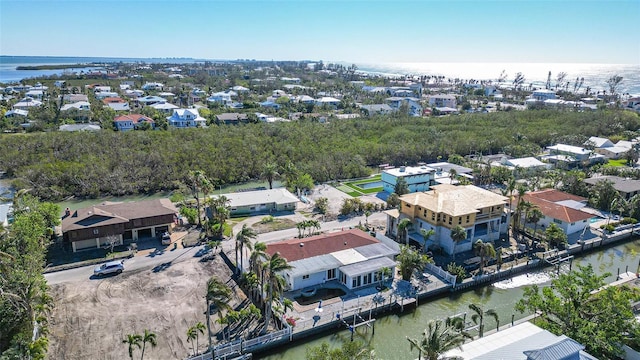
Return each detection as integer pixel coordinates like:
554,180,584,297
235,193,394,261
344,182,382,195
335,184,362,197
605,159,628,167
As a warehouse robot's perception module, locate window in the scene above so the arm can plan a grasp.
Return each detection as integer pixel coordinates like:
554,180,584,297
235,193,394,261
432,213,436,221
406,204,411,208
302,274,309,280
363,273,372,285
553,219,562,224
466,215,470,223
374,271,381,282
458,217,462,225
327,268,336,280
93,229,99,235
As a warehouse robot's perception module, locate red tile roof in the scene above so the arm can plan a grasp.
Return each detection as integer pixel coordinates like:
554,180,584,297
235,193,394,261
521,189,592,223
113,114,154,124
265,229,379,262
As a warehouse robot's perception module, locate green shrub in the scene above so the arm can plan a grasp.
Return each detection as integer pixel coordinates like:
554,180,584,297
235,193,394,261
447,263,467,283
261,215,275,224
620,217,638,225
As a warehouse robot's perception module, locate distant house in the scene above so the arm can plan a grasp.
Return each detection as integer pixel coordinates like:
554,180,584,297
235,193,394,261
444,321,598,360
141,82,164,91
315,96,341,109
137,96,167,106
492,157,550,173
13,97,43,110
542,144,606,167
150,102,179,113
428,94,457,108
4,109,28,118
166,108,206,128
94,91,120,100
386,184,508,255
215,112,249,125
265,229,399,291
586,136,614,149
113,114,154,131
588,137,638,159
102,97,130,112
62,94,89,103
516,189,592,236
59,124,101,132
259,101,281,110
61,199,177,252
54,80,66,88
207,92,233,105
217,188,299,217
530,89,556,101
386,97,423,116
359,104,394,116
61,101,91,111
25,89,44,100
584,175,640,200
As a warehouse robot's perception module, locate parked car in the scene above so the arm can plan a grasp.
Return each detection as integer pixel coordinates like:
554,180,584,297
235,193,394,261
93,260,124,276
161,232,171,245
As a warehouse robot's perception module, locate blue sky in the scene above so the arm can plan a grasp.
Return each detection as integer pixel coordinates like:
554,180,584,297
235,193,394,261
1,0,638,64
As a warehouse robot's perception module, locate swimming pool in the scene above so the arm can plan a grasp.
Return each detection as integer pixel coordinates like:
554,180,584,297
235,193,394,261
356,181,383,190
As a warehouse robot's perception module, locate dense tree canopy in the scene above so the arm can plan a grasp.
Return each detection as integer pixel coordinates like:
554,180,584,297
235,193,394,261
515,264,640,359
0,110,637,201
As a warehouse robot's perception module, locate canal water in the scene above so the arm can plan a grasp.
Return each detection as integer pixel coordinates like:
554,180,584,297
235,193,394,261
259,238,640,360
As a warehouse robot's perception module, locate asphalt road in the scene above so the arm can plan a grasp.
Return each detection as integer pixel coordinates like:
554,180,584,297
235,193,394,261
44,245,203,285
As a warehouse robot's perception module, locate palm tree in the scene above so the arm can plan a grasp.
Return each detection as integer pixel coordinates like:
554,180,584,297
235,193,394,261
236,224,257,275
295,221,305,238
420,228,435,254
308,219,321,236
406,319,472,360
264,252,293,333
450,225,467,259
186,326,197,357
262,162,280,189
506,176,516,237
208,195,231,239
468,303,498,338
140,329,157,360
473,239,496,275
205,278,232,348
187,170,212,228
525,206,543,251
122,333,142,360
193,322,206,356
397,218,412,245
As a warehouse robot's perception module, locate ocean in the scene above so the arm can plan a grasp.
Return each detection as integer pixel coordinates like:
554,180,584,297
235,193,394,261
1,56,639,95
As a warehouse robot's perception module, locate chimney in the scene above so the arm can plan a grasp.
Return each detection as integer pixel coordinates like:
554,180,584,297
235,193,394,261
63,207,71,219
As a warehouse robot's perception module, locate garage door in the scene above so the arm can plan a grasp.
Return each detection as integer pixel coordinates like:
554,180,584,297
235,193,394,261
74,238,97,251
137,228,153,240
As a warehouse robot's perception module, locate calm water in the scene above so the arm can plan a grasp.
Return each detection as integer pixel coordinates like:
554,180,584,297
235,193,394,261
260,239,640,360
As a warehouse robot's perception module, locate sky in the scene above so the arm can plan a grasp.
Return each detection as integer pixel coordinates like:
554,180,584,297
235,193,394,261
0,0,639,64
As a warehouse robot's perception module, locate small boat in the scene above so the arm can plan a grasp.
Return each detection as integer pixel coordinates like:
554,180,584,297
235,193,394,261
301,288,317,298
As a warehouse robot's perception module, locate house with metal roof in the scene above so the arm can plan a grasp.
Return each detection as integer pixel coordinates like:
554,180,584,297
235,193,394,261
386,184,508,255
61,199,178,252
216,188,299,217
444,321,597,360
265,229,400,291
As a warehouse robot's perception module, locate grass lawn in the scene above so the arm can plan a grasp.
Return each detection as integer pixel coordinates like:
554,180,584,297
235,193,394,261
251,218,297,234
335,184,362,197
605,159,629,167
344,174,383,194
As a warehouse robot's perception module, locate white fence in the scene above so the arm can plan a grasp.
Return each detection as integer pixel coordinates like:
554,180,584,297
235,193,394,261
425,263,456,285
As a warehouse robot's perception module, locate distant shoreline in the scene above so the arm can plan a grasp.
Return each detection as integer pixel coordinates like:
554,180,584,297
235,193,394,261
15,63,94,70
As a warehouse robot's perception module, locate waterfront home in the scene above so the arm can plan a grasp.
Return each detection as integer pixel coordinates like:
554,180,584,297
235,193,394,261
13,97,43,110
531,89,556,101
167,108,206,128
113,114,154,131
386,184,508,255
428,94,457,108
265,229,399,291
216,188,299,217
381,165,436,194
61,199,177,252
444,321,597,360
584,175,640,200
516,189,592,236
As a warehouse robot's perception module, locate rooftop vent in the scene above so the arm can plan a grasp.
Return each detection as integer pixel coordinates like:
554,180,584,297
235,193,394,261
299,243,304,247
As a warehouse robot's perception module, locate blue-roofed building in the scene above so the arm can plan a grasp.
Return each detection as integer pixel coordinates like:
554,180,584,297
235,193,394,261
259,101,280,110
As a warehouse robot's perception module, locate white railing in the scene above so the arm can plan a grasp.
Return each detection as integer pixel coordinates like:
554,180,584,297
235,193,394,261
425,263,456,285
242,327,290,350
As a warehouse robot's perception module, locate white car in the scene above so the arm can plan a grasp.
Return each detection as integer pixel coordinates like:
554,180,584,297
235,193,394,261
161,232,171,245
93,260,124,276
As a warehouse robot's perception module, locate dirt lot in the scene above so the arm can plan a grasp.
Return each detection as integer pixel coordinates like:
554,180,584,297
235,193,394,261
47,251,245,360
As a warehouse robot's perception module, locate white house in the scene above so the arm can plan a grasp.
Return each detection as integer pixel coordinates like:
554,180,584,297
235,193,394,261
207,92,233,105
381,165,436,194
5,109,28,118
359,104,394,116
428,94,457,108
13,97,43,110
265,229,399,291
218,188,299,217
94,91,120,100
150,102,179,113
166,108,206,128
60,101,91,111
315,96,341,109
24,90,44,100
531,89,556,101
137,95,167,106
